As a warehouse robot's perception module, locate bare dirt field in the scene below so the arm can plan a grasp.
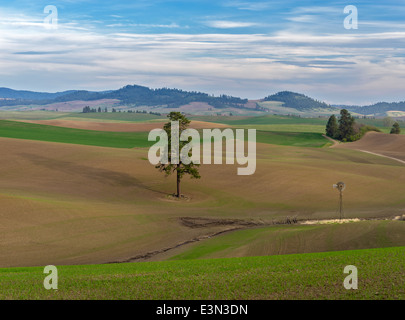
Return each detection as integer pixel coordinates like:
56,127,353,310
15,119,230,132
335,131,405,162
1,134,404,267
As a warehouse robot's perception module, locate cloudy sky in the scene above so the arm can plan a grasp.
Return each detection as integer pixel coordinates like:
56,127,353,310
0,0,405,105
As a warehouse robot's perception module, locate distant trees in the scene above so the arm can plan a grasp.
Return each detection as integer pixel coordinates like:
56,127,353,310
326,109,380,142
82,106,97,113
390,122,401,134
82,105,162,115
325,114,339,139
338,109,356,141
155,112,201,198
134,110,162,116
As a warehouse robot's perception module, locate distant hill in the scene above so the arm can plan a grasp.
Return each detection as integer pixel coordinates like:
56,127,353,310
0,85,404,117
346,102,405,116
263,91,336,111
0,84,248,110
0,88,77,101
53,85,249,109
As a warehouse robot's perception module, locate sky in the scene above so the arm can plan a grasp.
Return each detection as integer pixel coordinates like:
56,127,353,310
0,0,405,105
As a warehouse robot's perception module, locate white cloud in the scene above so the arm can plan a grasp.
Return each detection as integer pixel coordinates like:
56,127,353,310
222,1,274,11
107,22,181,28
205,20,259,28
0,7,404,104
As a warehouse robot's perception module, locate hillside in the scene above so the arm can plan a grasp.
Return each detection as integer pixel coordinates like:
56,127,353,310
1,85,405,117
0,85,249,111
263,91,336,111
335,131,405,162
0,88,77,100
347,101,405,116
1,128,405,268
0,86,337,114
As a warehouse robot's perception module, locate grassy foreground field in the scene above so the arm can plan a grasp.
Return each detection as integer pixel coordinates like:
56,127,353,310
0,247,403,300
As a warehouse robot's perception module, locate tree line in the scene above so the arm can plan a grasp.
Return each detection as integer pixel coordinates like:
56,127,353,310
82,106,161,115
326,109,400,142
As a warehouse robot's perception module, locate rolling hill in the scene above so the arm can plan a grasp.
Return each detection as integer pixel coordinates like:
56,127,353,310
1,85,405,117
0,85,249,111
335,131,405,162
263,91,336,111
1,126,405,268
0,88,77,101
346,101,405,117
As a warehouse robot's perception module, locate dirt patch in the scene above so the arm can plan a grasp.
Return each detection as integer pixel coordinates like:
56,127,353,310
179,217,265,228
16,119,230,132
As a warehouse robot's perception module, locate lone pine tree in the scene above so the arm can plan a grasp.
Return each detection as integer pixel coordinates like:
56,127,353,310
155,112,201,198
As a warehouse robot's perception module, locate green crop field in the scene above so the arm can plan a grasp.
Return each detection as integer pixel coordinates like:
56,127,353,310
191,114,329,126
192,114,405,135
236,124,327,133
0,120,330,149
168,221,405,261
0,247,403,300
256,131,330,147
0,120,151,148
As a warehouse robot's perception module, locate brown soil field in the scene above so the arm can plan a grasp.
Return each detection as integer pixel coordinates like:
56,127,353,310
1,137,405,267
335,131,405,162
176,102,214,113
15,120,229,132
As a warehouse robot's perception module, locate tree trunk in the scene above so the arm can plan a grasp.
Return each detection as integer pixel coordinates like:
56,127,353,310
176,165,181,197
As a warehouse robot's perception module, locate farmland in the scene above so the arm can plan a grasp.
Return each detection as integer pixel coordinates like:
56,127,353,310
0,111,404,300
168,220,405,261
0,119,330,148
